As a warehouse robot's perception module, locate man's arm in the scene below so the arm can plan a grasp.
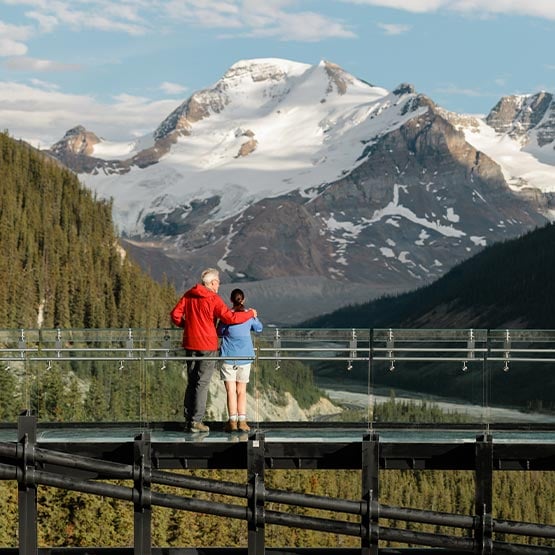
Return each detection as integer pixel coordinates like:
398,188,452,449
170,296,186,327
215,297,256,325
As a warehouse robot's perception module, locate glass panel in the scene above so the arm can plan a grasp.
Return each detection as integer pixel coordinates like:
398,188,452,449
370,329,488,429
488,329,555,426
250,327,371,426
1,327,553,429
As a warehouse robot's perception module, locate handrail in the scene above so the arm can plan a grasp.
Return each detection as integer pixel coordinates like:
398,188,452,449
1,327,554,427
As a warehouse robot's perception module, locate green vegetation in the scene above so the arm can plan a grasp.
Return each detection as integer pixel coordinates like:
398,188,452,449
0,131,176,329
0,131,179,422
338,392,471,424
0,467,552,548
255,359,322,409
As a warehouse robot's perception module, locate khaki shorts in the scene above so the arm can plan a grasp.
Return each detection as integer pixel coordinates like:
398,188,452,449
220,362,251,383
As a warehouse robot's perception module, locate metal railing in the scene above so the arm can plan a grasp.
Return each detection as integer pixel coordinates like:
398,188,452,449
0,414,553,555
0,327,554,427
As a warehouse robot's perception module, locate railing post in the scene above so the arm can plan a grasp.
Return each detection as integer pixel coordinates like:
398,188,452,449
248,431,265,555
475,433,493,555
134,431,152,555
18,410,37,555
362,432,380,555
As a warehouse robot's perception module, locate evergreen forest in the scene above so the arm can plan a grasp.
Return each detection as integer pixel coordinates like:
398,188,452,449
0,131,176,330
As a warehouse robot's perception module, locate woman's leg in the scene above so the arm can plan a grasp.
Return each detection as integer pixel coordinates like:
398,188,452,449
225,380,238,417
224,380,239,432
236,382,247,416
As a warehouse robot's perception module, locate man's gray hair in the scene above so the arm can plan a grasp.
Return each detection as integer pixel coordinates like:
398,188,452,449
201,268,220,286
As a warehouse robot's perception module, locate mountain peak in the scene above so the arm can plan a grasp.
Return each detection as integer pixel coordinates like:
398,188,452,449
226,57,310,79
64,125,88,137
320,60,355,95
486,91,554,138
51,126,100,156
393,83,416,96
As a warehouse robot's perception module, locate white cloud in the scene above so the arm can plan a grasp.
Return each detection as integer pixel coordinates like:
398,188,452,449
165,0,241,25
343,0,555,20
2,0,150,35
377,22,411,34
0,37,28,56
4,56,81,71
0,81,179,147
343,0,445,12
0,19,33,56
1,0,357,49
159,81,188,95
25,11,58,33
245,10,355,41
164,0,355,41
435,84,490,97
29,78,60,90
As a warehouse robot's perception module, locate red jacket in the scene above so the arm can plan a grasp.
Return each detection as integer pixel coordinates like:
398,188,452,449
170,284,255,351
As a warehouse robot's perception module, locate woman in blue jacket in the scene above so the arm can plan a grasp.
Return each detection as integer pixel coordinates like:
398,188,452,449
217,288,263,432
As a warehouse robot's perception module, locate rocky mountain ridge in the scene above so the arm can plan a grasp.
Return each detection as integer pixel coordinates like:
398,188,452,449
46,58,555,324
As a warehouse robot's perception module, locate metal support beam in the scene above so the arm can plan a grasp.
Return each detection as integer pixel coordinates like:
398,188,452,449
18,410,37,555
362,432,379,555
248,431,265,555
133,432,152,555
475,434,493,555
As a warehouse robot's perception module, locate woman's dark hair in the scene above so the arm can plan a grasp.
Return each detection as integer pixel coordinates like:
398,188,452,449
230,288,245,310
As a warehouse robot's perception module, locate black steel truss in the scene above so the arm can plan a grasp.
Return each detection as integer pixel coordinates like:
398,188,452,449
0,414,553,555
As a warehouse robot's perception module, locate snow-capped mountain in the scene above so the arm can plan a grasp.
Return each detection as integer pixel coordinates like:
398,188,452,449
47,59,555,324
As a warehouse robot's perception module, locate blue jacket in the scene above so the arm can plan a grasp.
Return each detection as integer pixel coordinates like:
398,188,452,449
217,315,263,365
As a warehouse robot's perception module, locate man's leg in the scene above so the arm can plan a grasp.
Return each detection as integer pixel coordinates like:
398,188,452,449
184,350,216,425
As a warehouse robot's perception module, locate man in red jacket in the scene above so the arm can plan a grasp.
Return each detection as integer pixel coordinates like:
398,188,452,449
171,268,257,433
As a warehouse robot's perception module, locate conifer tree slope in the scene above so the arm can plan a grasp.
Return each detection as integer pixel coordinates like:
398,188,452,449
0,132,176,329
304,222,555,330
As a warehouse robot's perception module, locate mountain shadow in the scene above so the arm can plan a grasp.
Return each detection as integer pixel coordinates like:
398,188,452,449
302,223,555,412
303,222,555,330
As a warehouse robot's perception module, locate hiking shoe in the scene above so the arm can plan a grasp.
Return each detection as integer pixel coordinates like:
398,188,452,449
188,421,210,433
237,420,250,432
224,420,238,433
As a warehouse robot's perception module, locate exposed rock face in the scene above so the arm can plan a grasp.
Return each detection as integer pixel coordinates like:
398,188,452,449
49,126,106,173
235,139,257,158
225,59,289,83
486,92,554,142
535,96,555,147
154,98,545,302
153,95,213,140
393,83,415,96
300,104,542,286
206,377,339,422
51,125,100,156
49,126,125,174
323,60,353,95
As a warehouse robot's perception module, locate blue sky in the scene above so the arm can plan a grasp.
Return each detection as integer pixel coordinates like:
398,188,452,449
1,0,554,147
